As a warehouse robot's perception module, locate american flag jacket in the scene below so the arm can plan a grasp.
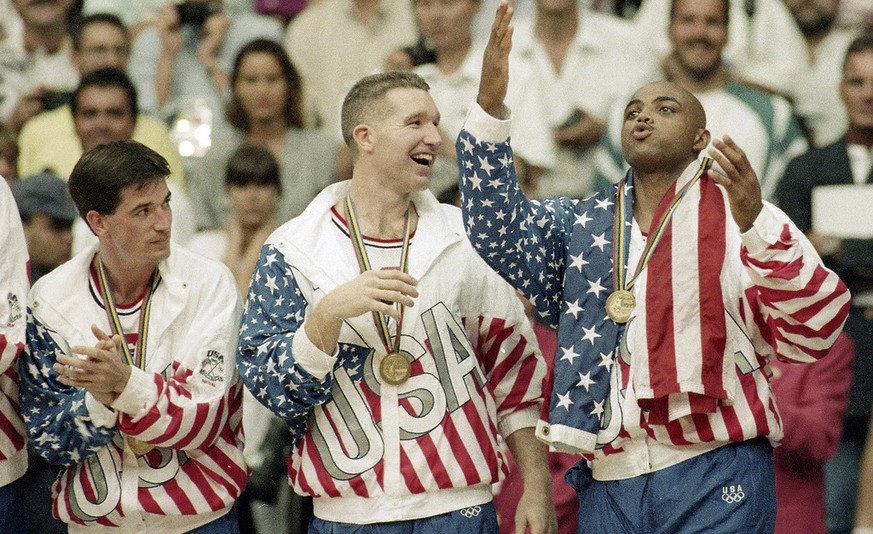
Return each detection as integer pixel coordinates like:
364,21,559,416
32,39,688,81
0,180,28,488
21,243,246,530
457,104,850,478
236,181,546,523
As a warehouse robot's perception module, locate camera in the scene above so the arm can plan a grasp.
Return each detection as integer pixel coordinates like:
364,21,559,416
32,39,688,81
177,1,219,26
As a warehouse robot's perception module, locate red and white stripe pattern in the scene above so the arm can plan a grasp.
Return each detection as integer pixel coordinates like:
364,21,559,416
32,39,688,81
632,172,731,425
51,380,246,527
287,313,543,503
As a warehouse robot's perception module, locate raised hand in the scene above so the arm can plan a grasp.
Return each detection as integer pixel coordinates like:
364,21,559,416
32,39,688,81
707,135,763,233
478,0,514,118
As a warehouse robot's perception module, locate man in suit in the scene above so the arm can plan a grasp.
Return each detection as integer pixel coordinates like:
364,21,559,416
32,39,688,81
775,32,873,534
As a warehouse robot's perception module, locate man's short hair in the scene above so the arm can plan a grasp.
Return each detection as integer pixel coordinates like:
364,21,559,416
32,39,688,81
71,12,128,51
844,32,873,72
669,0,730,25
225,144,282,195
70,68,138,118
68,140,170,217
340,71,431,150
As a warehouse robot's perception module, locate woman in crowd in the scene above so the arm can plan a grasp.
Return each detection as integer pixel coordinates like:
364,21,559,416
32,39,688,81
189,38,338,231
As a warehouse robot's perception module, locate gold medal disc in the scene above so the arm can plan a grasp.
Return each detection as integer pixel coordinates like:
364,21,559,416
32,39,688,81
380,352,411,385
126,436,154,456
606,290,636,324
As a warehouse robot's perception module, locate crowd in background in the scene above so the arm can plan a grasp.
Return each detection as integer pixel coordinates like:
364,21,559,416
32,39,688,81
1,0,873,533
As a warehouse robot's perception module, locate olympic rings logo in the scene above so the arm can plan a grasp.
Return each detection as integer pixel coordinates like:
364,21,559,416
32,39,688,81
460,506,482,518
721,485,746,504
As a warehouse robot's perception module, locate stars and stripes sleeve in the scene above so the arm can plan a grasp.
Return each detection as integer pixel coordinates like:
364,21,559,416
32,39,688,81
21,312,117,466
236,245,370,443
456,104,577,327
739,203,851,363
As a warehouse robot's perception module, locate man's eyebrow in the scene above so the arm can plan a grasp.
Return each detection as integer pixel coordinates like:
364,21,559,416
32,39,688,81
653,96,682,107
624,98,642,111
624,96,683,111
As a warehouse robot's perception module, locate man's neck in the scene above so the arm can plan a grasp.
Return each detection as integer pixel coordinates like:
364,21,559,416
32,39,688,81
631,161,694,230
344,180,416,240
23,24,67,55
353,0,381,27
535,7,578,73
847,127,873,149
246,119,286,142
663,54,728,93
95,253,156,306
435,38,472,77
801,23,834,62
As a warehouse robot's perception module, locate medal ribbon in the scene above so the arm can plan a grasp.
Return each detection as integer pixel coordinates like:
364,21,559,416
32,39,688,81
343,194,412,355
96,257,160,369
612,158,712,292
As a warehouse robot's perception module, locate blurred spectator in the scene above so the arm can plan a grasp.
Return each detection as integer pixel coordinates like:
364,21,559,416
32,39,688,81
837,0,873,30
411,0,554,196
188,38,337,230
127,0,282,141
632,0,807,97
787,0,862,147
81,0,255,36
284,0,418,133
770,334,854,534
66,68,195,254
17,13,186,190
10,171,75,283
775,33,873,534
511,0,658,199
188,143,292,533
188,143,280,295
0,123,18,184
596,0,807,201
0,0,81,133
81,0,163,35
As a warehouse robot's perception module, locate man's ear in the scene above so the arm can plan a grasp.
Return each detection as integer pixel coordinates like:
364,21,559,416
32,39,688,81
352,123,376,155
693,128,711,152
85,210,107,238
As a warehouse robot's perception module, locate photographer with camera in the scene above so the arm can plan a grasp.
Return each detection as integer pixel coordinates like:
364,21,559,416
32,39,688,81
0,0,80,134
128,0,282,136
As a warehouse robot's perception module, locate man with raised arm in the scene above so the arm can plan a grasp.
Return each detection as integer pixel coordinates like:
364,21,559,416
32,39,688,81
236,67,556,532
458,3,851,532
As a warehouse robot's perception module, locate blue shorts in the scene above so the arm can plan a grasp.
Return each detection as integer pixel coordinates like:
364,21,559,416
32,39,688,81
0,477,25,534
567,438,776,533
308,501,498,534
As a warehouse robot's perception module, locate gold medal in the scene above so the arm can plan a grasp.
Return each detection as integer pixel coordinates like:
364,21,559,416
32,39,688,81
606,290,635,324
126,436,153,456
380,352,411,385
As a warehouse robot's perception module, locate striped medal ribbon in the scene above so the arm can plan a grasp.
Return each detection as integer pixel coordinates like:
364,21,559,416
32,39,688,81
344,194,412,385
609,158,712,323
96,256,160,455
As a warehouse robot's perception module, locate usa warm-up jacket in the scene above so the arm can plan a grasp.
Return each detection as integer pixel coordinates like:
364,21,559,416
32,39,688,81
237,181,547,523
457,103,850,481
21,243,246,532
0,180,28,488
